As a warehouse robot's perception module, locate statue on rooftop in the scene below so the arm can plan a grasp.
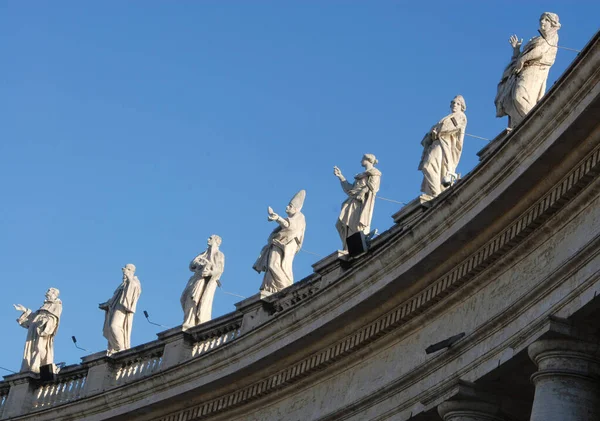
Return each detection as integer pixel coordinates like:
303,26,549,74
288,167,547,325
495,12,561,128
99,264,141,355
13,287,62,373
253,190,306,294
181,235,225,329
419,95,467,198
333,154,381,250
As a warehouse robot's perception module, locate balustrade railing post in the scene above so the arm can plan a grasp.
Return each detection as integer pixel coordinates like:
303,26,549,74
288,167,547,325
80,351,113,397
158,327,194,370
1,372,37,419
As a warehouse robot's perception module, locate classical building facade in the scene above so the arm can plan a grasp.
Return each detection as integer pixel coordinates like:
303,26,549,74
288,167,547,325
1,30,599,421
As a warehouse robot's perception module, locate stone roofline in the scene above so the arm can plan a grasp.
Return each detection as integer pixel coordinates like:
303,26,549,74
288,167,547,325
1,29,599,421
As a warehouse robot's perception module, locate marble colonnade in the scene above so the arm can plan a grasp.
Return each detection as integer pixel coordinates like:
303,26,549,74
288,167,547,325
436,329,600,421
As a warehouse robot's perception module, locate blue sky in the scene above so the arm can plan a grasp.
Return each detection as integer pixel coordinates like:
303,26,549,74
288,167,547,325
1,2,598,373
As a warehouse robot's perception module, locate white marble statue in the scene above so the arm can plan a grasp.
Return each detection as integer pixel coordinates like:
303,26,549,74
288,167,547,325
495,12,561,128
180,235,225,329
13,287,62,373
99,264,141,355
333,154,381,250
419,95,467,198
253,190,306,293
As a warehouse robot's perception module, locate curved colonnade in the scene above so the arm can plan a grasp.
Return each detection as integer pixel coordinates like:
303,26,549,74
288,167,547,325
1,30,600,421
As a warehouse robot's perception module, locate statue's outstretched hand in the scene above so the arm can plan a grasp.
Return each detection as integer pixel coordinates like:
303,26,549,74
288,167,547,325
333,166,343,179
13,304,26,313
509,34,523,50
267,206,278,221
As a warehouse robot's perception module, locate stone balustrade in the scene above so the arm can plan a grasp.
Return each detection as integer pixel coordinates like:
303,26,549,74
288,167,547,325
32,366,87,409
112,345,164,386
0,30,598,417
0,310,248,418
189,313,243,358
0,386,9,418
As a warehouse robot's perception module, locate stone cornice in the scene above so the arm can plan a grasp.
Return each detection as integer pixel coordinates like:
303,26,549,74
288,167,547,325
155,138,600,421
7,30,600,421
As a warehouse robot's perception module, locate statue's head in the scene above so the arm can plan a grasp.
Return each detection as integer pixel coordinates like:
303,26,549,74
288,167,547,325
208,235,222,248
122,264,136,276
286,190,306,216
46,288,60,301
451,95,466,113
361,154,378,168
539,12,560,35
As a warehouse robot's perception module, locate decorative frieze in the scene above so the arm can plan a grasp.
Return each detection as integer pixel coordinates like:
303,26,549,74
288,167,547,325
154,135,600,421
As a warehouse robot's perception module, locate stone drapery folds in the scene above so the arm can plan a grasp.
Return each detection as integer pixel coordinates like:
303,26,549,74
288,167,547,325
419,96,467,198
253,190,306,294
334,154,381,250
181,235,225,329
14,288,62,373
99,264,141,355
495,12,561,128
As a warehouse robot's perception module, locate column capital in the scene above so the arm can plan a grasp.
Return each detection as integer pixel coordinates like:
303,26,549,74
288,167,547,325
437,382,510,421
528,338,600,384
438,400,506,421
528,336,600,421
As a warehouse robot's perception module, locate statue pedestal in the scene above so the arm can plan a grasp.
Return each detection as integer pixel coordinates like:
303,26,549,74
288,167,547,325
157,327,194,370
477,129,510,162
235,292,275,335
80,351,113,396
391,196,434,227
1,372,37,419
312,250,349,288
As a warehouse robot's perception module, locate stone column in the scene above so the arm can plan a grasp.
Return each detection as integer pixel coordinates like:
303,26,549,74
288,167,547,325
438,400,508,421
528,338,600,421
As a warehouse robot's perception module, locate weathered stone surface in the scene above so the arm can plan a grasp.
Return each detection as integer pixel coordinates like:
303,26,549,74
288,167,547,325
99,264,141,355
419,96,467,198
334,154,381,250
14,288,62,373
1,24,599,421
529,338,600,421
181,235,225,329
253,190,306,293
495,12,561,128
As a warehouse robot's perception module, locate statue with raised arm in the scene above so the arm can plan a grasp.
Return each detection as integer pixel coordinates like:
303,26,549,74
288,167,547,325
99,264,141,355
495,12,561,128
333,154,381,250
419,95,467,198
253,190,306,294
181,235,225,329
13,287,62,373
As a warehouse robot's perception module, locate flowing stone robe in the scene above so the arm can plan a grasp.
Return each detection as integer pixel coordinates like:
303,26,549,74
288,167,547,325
17,299,62,373
102,276,141,353
336,168,381,250
419,111,467,197
253,212,306,293
180,248,225,328
495,33,558,128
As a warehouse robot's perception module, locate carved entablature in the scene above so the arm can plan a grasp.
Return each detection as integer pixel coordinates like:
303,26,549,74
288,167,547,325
1,25,598,421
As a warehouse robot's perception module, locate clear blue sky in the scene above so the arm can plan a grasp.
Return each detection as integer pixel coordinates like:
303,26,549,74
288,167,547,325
1,2,598,373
